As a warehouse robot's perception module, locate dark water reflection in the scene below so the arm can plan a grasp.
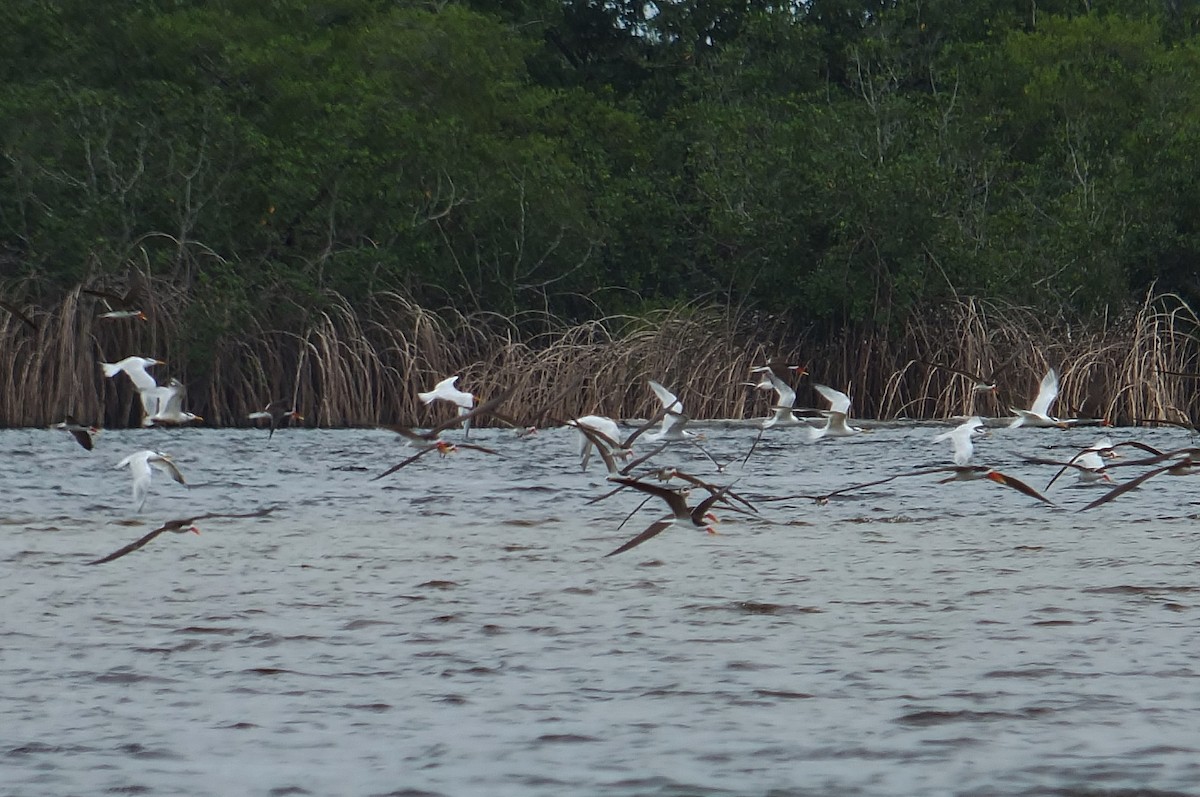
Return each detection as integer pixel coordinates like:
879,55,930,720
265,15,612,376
2,422,1200,796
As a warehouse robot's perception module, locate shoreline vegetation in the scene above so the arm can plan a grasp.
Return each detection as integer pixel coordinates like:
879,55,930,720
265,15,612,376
2,283,1198,429
5,3,1200,427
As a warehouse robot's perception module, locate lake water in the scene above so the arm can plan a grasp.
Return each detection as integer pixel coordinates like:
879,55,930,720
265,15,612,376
2,420,1199,796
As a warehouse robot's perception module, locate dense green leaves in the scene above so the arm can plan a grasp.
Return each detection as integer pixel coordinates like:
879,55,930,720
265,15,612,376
2,0,1199,331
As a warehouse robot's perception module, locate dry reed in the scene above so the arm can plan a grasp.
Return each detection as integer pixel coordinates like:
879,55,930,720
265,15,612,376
3,279,1200,429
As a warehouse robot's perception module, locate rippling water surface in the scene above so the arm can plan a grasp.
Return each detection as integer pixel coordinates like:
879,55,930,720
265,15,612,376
3,421,1200,796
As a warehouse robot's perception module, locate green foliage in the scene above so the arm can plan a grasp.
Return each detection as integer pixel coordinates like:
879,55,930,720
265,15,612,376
3,0,1200,334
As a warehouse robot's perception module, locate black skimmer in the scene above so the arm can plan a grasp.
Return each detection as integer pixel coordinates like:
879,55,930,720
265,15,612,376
115,450,187,513
763,466,1056,506
371,439,504,479
1077,455,1200,512
83,272,148,321
86,507,278,565
923,349,1023,396
603,477,731,557
750,357,807,384
569,421,668,479
53,416,101,451
248,401,304,437
374,391,511,480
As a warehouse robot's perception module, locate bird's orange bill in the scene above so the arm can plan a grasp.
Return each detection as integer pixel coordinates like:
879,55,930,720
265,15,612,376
87,506,278,565
604,478,731,557
372,441,504,481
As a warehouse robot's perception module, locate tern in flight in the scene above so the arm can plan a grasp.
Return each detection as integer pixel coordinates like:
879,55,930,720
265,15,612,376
142,378,203,426
116,450,187,513
374,391,511,480
802,384,862,442
933,416,984,466
1009,368,1069,428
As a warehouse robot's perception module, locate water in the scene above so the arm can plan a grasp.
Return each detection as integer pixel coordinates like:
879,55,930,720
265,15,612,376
2,421,1199,796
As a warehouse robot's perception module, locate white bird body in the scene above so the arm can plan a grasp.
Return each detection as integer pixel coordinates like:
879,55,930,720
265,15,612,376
101,356,163,393
803,384,862,441
418,376,475,414
1071,451,1113,485
933,416,984,466
115,449,187,513
142,378,202,426
1009,368,1066,428
756,372,802,429
574,414,628,470
644,381,697,443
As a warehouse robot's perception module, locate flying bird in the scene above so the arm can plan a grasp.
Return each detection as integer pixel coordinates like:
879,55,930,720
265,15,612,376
0,297,39,332
53,416,101,451
101,356,164,393
1077,456,1200,512
115,450,187,513
604,477,731,557
802,384,862,441
83,272,149,321
1008,368,1068,428
932,416,984,465
87,507,278,565
142,378,203,426
248,401,304,438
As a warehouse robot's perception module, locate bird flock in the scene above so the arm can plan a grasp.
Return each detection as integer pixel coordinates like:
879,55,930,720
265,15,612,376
48,349,1200,565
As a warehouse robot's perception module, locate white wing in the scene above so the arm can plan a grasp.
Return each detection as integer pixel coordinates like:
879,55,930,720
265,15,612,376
1029,368,1059,417
814,384,852,416
763,372,796,409
149,453,187,485
116,451,154,512
418,376,473,409
933,416,982,466
648,380,683,414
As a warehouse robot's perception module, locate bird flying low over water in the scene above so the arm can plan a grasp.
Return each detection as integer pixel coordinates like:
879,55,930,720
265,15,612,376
604,477,731,557
802,384,862,442
1009,368,1068,428
374,390,511,479
116,450,187,513
86,507,279,565
248,401,304,438
418,375,476,431
142,378,203,426
1076,454,1200,512
53,416,101,451
933,416,984,466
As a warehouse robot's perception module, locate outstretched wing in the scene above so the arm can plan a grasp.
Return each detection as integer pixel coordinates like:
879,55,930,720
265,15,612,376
604,518,675,557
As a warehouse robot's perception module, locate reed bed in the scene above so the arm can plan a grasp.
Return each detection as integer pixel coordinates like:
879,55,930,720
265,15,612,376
3,279,1200,429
